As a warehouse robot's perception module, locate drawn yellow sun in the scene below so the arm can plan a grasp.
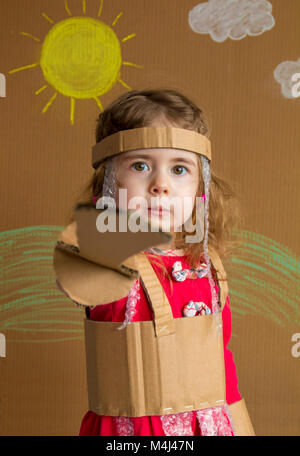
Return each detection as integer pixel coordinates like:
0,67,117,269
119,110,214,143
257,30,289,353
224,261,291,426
9,0,143,124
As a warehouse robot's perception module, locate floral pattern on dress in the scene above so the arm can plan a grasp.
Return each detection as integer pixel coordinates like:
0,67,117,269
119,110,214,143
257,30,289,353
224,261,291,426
196,405,234,436
117,279,141,330
160,411,194,436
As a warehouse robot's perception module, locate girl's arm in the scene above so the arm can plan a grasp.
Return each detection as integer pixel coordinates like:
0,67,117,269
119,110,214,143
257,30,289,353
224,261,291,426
222,295,242,405
222,295,256,435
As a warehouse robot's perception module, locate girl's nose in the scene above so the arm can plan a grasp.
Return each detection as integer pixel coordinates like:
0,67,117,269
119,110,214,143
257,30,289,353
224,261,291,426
148,173,170,195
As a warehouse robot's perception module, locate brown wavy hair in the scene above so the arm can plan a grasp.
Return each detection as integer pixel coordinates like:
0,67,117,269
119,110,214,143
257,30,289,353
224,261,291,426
68,88,245,292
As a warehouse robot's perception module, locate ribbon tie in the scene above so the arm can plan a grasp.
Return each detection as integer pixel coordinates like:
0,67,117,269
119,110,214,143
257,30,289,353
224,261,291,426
171,261,208,282
183,300,211,317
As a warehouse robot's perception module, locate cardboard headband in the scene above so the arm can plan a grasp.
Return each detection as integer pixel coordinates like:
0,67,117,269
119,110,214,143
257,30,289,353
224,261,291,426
92,126,212,169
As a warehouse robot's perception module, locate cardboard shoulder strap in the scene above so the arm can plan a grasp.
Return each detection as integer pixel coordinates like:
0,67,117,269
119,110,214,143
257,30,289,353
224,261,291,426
135,253,175,338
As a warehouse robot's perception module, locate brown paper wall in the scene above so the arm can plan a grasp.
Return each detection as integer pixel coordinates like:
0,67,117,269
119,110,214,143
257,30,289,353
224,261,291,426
0,0,299,435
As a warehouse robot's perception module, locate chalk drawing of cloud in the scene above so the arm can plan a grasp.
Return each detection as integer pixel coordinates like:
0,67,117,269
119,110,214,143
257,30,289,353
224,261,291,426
274,58,300,99
188,0,275,42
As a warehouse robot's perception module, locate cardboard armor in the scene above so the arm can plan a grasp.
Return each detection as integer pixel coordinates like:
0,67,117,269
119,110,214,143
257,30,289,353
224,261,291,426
53,126,255,435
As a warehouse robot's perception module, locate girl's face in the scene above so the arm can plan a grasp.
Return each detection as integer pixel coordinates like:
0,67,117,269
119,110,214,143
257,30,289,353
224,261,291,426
114,121,199,232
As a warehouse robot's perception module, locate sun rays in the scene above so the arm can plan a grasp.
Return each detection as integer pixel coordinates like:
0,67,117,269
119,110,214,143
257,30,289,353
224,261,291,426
9,0,143,125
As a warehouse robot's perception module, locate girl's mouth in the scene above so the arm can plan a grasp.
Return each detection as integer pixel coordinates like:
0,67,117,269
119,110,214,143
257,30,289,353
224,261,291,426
147,208,170,216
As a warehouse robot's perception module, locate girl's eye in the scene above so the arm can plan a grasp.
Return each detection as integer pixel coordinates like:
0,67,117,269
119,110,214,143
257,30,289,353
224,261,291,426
172,165,188,175
131,162,149,172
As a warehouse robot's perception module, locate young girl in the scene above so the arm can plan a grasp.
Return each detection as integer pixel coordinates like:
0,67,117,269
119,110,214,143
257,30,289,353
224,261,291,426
56,89,255,436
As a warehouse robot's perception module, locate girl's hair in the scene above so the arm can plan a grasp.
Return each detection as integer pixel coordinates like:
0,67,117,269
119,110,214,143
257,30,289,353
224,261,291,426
68,88,245,294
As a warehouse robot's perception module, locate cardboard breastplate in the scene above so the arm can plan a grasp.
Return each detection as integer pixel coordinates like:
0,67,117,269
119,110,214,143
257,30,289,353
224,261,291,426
85,250,228,417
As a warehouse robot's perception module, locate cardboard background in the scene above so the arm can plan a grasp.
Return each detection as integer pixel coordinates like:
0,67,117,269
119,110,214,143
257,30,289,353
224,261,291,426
0,0,299,435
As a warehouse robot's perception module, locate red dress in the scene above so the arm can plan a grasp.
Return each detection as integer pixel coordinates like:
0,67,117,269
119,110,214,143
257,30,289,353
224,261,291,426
79,251,241,436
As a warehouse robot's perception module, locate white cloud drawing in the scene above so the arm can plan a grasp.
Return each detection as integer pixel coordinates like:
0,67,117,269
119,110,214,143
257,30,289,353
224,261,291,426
273,58,300,99
188,0,275,42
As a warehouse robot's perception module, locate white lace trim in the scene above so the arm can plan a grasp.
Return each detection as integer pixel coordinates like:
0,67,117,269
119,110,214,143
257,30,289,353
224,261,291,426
117,279,141,330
